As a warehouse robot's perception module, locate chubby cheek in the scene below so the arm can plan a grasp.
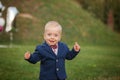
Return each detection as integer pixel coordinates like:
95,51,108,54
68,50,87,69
58,35,61,41
43,35,52,44
44,34,48,41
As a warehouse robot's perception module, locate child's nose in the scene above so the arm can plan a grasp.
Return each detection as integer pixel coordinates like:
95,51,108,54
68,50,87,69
50,35,54,39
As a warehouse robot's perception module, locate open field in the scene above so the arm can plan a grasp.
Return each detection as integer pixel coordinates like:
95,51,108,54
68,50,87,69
0,0,120,80
0,45,120,80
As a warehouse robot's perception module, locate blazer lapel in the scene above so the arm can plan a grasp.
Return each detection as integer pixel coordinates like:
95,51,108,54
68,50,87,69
57,42,66,58
42,42,56,56
57,42,63,57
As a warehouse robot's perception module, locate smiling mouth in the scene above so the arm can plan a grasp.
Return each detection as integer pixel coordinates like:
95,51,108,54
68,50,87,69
49,40,55,43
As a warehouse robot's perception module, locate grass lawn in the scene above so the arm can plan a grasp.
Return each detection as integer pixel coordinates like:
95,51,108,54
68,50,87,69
0,45,120,80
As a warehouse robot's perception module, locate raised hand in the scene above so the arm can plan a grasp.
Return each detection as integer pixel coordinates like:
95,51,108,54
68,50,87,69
24,51,31,59
73,42,80,52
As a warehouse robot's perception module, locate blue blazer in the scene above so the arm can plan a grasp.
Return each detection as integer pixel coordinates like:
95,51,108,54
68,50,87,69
26,42,80,80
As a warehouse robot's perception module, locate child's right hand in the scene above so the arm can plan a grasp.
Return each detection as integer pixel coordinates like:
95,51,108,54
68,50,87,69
24,51,31,59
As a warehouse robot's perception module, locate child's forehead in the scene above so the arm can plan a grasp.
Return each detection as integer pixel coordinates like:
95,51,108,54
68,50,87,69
44,27,62,34
45,25,62,32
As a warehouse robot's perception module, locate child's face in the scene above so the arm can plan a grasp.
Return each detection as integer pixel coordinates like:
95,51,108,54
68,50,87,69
44,27,61,46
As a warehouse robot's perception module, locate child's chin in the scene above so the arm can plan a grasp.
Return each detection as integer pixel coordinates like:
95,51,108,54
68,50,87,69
50,43,56,45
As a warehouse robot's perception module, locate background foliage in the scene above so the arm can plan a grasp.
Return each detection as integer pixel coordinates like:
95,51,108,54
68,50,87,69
0,0,120,46
0,0,120,80
75,0,120,32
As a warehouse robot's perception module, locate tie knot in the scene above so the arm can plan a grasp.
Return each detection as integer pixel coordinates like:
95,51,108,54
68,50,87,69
50,45,57,49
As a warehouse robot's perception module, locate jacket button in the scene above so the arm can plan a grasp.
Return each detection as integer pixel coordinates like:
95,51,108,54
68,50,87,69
56,59,58,62
56,68,59,71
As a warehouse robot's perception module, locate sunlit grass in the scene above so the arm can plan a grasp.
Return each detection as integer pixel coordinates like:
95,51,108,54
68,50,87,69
0,45,120,80
66,45,120,80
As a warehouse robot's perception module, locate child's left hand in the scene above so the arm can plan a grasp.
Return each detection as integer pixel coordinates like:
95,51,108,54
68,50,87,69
73,42,80,52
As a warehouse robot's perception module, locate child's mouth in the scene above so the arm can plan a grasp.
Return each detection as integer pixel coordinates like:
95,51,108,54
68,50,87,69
49,40,55,43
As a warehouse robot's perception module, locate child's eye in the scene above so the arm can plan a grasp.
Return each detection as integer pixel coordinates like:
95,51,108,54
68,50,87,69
55,34,58,37
47,33,51,36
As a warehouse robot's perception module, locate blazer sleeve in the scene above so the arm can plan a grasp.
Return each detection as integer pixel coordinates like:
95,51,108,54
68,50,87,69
65,46,80,60
26,46,42,64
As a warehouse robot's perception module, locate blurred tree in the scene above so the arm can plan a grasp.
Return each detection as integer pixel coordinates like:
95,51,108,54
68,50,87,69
75,0,120,32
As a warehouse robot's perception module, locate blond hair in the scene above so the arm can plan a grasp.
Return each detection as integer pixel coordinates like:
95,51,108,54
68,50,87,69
44,21,62,32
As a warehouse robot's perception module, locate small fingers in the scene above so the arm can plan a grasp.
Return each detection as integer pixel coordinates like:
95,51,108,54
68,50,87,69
74,42,80,52
24,51,30,59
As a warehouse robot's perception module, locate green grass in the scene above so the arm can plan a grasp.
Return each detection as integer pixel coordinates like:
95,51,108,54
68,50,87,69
0,45,120,80
0,0,120,79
